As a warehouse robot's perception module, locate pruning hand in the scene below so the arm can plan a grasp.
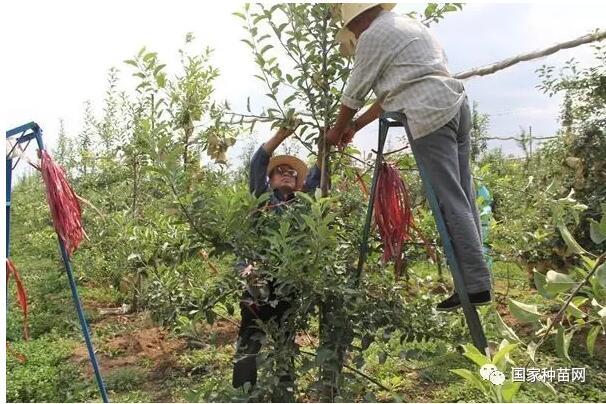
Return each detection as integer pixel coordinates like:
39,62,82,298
279,117,302,137
325,126,344,146
326,122,356,149
339,122,356,148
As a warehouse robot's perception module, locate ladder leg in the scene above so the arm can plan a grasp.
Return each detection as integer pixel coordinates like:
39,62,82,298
58,237,110,402
37,131,109,403
6,158,13,313
354,118,389,284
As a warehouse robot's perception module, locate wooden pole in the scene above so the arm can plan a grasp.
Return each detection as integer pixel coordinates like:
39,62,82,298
454,29,605,80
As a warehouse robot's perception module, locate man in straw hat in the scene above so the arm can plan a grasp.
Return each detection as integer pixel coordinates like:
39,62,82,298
326,3,492,311
232,124,320,397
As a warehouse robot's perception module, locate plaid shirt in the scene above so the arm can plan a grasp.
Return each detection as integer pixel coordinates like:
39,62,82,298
341,11,466,139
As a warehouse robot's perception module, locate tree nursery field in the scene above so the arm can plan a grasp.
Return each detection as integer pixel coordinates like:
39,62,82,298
5,3,606,403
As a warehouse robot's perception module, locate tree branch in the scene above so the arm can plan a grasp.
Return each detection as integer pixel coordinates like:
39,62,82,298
524,251,606,367
454,29,606,80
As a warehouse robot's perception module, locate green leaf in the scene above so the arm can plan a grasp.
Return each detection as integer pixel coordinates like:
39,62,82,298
565,301,586,319
495,311,521,343
492,342,518,369
461,343,490,366
555,324,573,362
232,11,246,20
378,351,387,365
205,309,216,325
424,3,438,19
450,369,487,394
283,94,296,105
534,270,557,299
531,380,557,396
153,64,166,75
124,59,138,67
501,381,522,403
545,270,576,294
260,44,274,55
443,4,460,13
155,73,166,88
589,219,606,244
586,325,601,356
595,262,606,288
241,39,254,49
526,341,538,363
558,224,589,255
508,298,541,323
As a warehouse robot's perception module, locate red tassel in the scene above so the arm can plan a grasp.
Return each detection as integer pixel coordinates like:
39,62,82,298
373,163,414,278
354,169,369,197
39,150,84,256
6,258,29,340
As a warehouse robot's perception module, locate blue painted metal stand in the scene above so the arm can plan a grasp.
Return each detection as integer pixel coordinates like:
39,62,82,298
356,113,488,352
6,122,110,403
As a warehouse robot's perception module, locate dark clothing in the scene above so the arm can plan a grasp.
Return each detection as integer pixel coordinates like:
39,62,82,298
232,285,296,398
233,146,320,397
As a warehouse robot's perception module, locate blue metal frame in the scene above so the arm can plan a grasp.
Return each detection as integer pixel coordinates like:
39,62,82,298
356,112,488,352
6,122,110,402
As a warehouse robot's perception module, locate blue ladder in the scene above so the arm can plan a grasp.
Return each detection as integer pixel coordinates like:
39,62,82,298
355,113,488,351
6,122,110,402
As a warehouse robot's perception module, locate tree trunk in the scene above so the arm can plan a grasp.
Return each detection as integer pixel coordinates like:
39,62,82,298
183,123,194,192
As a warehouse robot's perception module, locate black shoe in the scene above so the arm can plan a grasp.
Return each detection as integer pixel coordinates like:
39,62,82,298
436,291,492,312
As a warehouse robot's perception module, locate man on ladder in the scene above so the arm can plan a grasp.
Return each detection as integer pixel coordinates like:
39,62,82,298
326,3,492,312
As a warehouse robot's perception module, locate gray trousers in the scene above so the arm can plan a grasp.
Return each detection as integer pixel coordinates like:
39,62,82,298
398,99,491,293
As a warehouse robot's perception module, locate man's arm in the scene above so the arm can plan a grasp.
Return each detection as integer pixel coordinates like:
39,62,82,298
333,100,384,147
249,127,296,197
327,30,390,146
354,100,383,132
326,105,357,147
262,127,293,155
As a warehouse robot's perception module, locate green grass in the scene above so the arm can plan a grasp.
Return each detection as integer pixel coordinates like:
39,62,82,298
6,335,97,403
104,367,148,393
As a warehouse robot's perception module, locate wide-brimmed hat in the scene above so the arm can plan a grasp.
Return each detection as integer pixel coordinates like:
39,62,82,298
336,3,396,57
267,155,309,190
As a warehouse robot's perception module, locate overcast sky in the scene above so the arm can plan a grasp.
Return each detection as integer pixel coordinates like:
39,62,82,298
3,1,605,177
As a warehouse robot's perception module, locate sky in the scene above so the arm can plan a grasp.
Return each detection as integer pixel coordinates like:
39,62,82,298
2,0,605,178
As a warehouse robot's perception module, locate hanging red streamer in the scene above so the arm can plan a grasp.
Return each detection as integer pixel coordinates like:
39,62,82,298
39,150,84,256
6,258,29,340
373,162,414,278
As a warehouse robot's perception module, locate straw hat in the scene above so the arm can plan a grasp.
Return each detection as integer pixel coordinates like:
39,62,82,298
267,155,309,190
336,3,396,56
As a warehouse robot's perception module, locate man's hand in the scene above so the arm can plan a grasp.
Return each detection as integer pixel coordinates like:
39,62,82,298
325,126,344,146
326,122,356,149
279,118,302,137
263,119,302,155
339,123,356,148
